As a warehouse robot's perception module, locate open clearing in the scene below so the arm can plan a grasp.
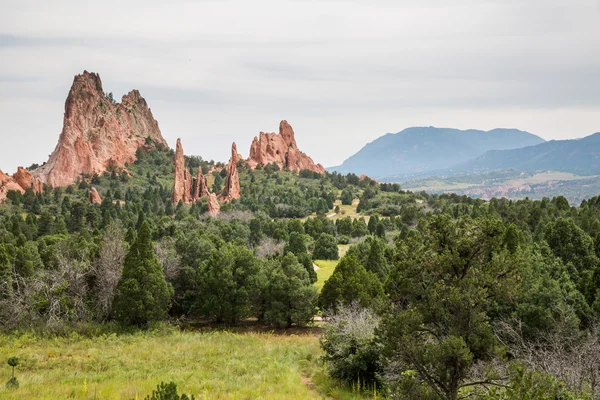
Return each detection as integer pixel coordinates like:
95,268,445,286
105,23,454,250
0,329,367,400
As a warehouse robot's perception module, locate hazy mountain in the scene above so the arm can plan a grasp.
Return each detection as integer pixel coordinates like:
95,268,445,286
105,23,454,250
455,132,600,176
329,127,545,178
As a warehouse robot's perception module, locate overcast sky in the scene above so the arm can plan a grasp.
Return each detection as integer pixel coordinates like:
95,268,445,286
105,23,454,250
1,0,599,172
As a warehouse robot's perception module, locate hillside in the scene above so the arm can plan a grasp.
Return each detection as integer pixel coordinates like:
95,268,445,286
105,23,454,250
329,127,545,178
455,132,600,175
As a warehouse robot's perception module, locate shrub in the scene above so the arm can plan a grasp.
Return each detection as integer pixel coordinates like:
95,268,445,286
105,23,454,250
137,381,195,400
6,356,19,390
320,303,383,389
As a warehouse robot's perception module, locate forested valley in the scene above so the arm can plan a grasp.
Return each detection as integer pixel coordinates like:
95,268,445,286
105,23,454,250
2,144,600,399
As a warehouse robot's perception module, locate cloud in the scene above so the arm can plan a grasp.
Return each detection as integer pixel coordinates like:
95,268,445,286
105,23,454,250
0,0,599,171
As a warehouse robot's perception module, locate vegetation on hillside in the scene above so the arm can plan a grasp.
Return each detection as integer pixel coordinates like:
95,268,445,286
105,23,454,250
2,146,600,398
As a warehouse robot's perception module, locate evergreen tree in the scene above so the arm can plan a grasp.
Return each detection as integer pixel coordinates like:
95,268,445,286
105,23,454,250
365,236,389,282
382,215,516,400
351,218,369,238
264,253,318,327
197,243,263,324
319,254,384,313
341,188,353,206
313,233,339,260
113,221,173,325
367,215,379,234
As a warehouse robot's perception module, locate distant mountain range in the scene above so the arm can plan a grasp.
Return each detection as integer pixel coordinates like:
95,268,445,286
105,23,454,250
455,132,600,176
329,127,545,179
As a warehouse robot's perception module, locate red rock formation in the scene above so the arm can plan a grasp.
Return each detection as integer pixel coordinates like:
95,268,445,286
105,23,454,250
359,174,378,183
232,142,243,164
171,138,218,209
171,138,189,204
88,187,102,204
191,167,209,200
221,142,241,202
14,167,43,193
0,167,44,203
33,71,168,187
247,120,325,174
207,193,221,216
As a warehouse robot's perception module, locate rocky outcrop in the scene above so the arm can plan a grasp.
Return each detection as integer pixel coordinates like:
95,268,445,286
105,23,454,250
88,187,102,204
13,167,43,193
247,120,325,174
171,138,189,205
221,142,241,202
172,138,213,205
232,142,243,164
191,167,209,200
207,193,221,216
170,138,222,215
0,167,44,204
32,71,168,187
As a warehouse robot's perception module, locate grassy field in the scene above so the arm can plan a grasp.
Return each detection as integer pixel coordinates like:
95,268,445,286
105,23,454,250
314,260,339,292
0,328,368,400
314,245,349,292
330,200,362,221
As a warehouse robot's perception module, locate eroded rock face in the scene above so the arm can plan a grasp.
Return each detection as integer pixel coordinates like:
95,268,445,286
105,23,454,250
232,142,243,164
88,187,102,204
191,167,209,200
207,193,221,216
170,138,220,215
221,142,241,202
247,120,325,174
0,167,44,203
32,71,168,187
13,167,43,193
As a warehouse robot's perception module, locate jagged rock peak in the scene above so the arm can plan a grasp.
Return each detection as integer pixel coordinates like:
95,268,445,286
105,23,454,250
232,142,243,164
0,167,43,204
32,70,168,187
172,138,188,205
247,120,325,174
221,142,241,202
171,138,216,207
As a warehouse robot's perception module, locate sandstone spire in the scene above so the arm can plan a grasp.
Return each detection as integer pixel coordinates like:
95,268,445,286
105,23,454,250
247,120,325,173
170,138,222,215
221,142,241,202
191,167,209,200
32,71,168,187
171,138,187,204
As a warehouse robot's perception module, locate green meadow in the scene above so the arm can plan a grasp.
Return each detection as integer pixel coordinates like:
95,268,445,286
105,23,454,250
0,327,368,400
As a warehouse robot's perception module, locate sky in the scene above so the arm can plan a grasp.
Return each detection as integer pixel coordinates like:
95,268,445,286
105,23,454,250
0,0,599,172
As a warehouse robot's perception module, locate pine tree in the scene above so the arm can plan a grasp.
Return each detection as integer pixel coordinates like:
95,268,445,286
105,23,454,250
264,253,318,327
113,221,173,325
319,254,383,313
366,237,389,282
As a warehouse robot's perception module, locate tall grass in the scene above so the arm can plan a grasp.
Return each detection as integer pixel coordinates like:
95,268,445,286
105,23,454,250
0,327,366,399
